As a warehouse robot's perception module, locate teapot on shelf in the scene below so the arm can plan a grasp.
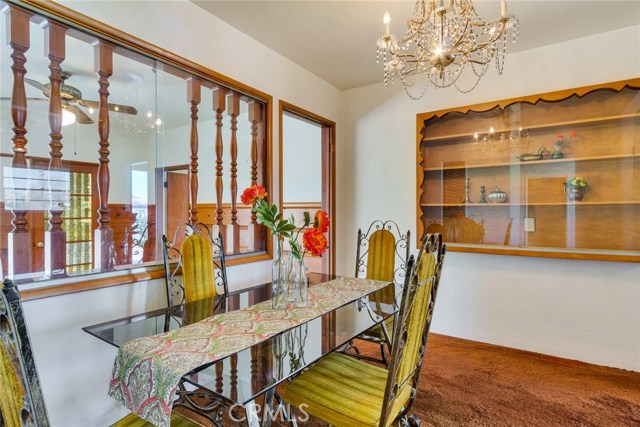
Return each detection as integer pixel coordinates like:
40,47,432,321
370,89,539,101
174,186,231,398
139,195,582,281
517,146,550,162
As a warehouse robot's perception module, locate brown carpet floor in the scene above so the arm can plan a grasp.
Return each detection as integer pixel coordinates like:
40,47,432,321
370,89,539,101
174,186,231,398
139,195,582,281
182,334,640,426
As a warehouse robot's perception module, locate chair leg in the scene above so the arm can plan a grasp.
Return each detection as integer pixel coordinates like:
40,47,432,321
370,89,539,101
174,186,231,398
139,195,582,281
341,340,361,355
399,414,421,427
380,342,389,366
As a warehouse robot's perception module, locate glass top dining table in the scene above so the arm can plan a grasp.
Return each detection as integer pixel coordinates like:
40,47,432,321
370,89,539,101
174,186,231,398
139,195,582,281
83,273,397,425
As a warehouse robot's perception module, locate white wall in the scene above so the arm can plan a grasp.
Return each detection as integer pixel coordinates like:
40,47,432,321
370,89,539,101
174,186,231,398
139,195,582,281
282,114,322,203
18,1,343,426
337,25,640,371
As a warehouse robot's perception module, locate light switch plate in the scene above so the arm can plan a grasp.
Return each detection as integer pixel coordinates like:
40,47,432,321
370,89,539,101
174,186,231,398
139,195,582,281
525,217,535,232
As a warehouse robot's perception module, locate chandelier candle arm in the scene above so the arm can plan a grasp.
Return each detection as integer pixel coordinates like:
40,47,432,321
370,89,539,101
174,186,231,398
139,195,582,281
376,0,519,99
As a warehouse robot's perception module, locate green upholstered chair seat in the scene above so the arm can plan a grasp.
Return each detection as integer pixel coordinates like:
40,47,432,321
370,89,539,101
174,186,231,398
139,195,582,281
283,353,411,427
112,412,204,427
360,316,395,342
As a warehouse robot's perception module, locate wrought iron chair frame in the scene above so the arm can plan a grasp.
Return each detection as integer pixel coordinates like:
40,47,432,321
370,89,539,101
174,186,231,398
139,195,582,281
0,278,50,427
284,234,445,427
349,219,411,365
380,233,446,427
162,223,228,307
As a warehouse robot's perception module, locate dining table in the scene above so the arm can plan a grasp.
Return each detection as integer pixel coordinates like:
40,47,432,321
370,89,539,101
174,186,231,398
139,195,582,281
83,272,397,427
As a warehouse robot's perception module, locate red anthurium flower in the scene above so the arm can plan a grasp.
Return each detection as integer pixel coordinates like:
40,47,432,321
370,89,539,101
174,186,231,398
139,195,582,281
313,210,331,233
240,185,267,205
557,134,564,140
303,228,328,257
570,130,578,138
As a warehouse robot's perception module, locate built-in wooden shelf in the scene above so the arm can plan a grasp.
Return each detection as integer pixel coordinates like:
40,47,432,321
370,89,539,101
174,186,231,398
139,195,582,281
416,78,640,261
423,153,640,172
422,112,640,143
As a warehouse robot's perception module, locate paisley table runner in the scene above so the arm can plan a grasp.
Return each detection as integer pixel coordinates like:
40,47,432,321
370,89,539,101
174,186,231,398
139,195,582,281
108,277,390,427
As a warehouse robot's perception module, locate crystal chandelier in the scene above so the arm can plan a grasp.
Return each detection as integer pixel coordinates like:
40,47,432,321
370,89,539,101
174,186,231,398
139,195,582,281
376,0,519,99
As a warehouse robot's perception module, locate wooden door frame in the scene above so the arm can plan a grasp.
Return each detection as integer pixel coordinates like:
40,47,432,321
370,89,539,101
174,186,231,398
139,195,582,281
278,101,336,275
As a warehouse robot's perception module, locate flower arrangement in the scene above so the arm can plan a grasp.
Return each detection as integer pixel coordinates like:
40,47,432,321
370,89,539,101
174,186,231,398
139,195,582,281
556,129,578,146
241,184,331,259
552,130,577,159
564,176,588,189
242,184,330,308
289,210,330,260
241,185,295,238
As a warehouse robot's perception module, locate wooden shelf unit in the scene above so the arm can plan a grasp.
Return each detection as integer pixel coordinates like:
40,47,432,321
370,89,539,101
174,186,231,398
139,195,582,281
421,112,640,143
416,78,640,262
423,153,640,171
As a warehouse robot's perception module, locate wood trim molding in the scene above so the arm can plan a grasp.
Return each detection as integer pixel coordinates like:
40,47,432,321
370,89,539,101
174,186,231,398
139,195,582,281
282,202,322,209
416,78,640,123
278,100,336,275
20,252,272,301
445,245,640,263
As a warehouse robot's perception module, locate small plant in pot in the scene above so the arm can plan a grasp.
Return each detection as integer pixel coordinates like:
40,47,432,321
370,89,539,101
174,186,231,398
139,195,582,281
564,176,588,201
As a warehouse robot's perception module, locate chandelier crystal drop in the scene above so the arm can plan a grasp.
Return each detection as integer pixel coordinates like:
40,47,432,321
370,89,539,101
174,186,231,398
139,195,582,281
376,0,519,99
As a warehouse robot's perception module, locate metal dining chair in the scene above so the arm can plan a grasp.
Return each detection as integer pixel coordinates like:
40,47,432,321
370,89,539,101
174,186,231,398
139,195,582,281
349,220,410,365
0,278,205,427
162,223,228,307
282,234,446,427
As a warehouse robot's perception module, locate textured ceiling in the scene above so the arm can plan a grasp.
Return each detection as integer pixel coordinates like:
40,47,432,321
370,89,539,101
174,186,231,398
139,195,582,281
192,0,640,90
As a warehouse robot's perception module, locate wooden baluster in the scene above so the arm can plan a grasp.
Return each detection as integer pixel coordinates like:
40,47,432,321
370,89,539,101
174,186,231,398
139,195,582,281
215,361,224,394
212,87,226,238
247,100,264,251
230,353,238,402
187,78,201,225
250,346,258,393
226,93,241,254
94,41,114,271
44,21,67,277
7,6,32,278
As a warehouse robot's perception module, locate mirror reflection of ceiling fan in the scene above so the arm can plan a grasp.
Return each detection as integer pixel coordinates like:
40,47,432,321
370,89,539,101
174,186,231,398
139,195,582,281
1,71,138,126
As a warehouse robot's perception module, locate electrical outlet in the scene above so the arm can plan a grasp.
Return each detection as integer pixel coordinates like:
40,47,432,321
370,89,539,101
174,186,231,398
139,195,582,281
525,217,535,232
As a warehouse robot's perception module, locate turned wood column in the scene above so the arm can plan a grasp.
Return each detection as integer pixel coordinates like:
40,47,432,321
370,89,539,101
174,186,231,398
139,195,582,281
226,92,241,254
247,100,264,251
94,41,115,271
44,21,68,277
212,87,227,239
187,78,201,225
7,6,32,278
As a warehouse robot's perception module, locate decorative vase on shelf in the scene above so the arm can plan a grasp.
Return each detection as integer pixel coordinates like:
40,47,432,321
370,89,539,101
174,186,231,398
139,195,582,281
565,186,586,202
271,238,290,309
290,256,309,307
488,187,508,203
551,143,564,159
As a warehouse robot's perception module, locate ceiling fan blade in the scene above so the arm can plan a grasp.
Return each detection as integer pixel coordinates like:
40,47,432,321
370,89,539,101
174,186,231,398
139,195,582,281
66,105,95,125
78,99,138,115
25,78,51,95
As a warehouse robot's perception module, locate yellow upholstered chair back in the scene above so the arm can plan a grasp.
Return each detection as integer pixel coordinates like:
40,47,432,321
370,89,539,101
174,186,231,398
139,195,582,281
366,229,396,307
366,229,396,282
181,234,216,303
162,223,228,306
356,220,410,307
0,279,50,427
380,234,446,427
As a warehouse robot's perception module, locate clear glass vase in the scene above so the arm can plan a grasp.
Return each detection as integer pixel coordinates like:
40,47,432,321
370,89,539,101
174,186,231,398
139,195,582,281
271,238,290,309
291,256,308,307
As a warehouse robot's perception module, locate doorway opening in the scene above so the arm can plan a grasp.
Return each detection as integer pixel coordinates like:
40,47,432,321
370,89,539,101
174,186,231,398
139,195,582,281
279,101,336,275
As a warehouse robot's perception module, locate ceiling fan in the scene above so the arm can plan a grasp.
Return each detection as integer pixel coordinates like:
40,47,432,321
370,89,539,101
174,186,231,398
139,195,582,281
1,71,138,125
